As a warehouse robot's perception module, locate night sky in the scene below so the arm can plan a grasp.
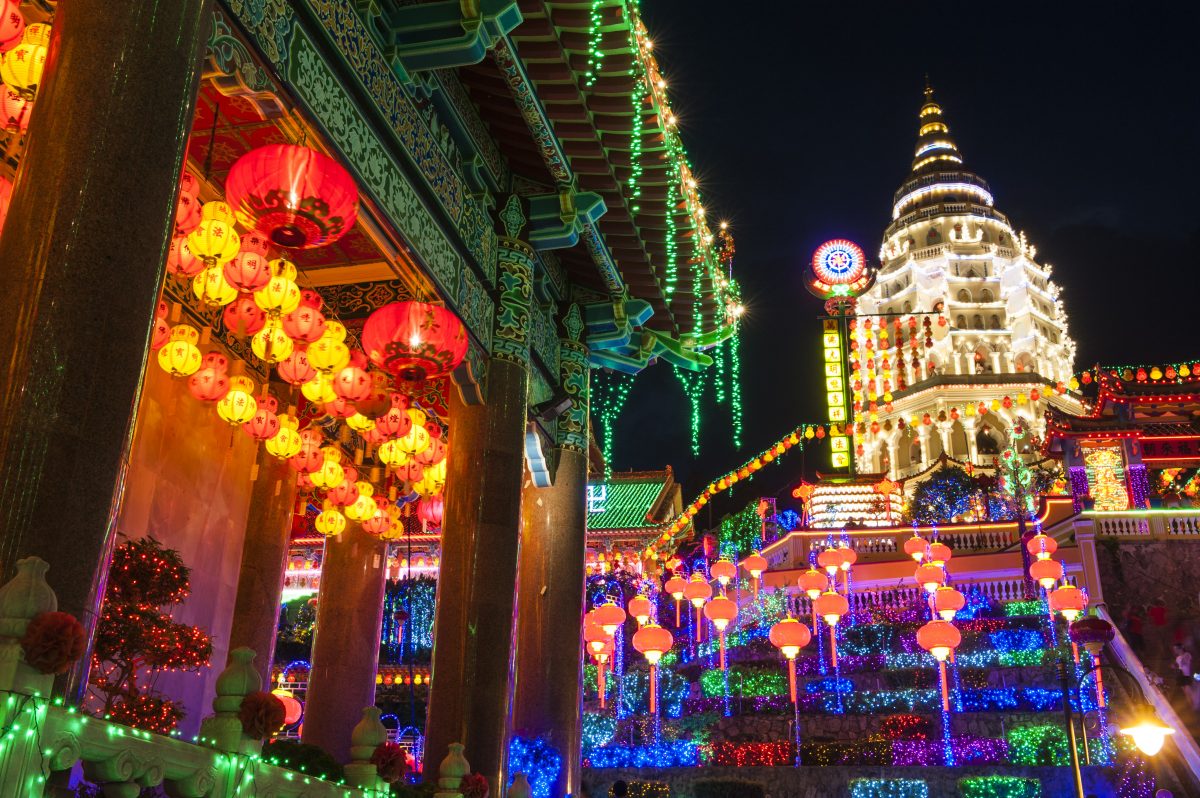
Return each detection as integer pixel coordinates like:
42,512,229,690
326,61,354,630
608,2,1200,520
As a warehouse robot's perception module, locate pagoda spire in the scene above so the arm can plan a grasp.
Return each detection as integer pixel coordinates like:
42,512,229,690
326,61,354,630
911,80,964,174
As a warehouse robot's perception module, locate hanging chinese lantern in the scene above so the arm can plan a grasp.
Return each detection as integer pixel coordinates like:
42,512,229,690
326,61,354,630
254,258,302,316
631,623,673,715
362,496,393,536
217,376,258,426
324,396,358,420
157,325,203,377
798,568,827,601
683,573,712,642
151,303,171,351
309,447,346,491
277,347,317,386
593,601,627,637
243,395,281,442
813,590,849,667
345,482,376,522
307,321,351,373
325,466,359,507
188,353,230,402
396,460,425,487
288,429,325,475
927,541,952,565
415,427,447,467
224,249,273,293
315,502,347,537
223,294,267,337
282,293,327,343
584,622,613,708
397,407,431,456
251,318,295,364
1,3,26,53
265,415,303,460
224,143,359,249
1049,584,1087,622
346,412,376,434
917,619,961,710
914,562,945,593
1025,533,1057,560
416,495,443,529
167,235,203,277
933,586,965,622
1,23,49,96
627,595,653,627
334,351,373,403
664,574,688,626
710,559,737,587
193,266,238,308
817,548,841,576
741,552,768,596
361,301,469,382
1029,558,1064,590
704,594,738,670
769,617,812,703
377,438,409,469
188,212,241,268
903,534,927,562
301,371,337,404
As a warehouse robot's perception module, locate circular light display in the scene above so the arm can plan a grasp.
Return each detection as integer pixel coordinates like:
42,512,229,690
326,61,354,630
811,239,867,285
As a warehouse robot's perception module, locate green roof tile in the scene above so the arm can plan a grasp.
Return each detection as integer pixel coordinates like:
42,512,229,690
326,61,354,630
586,479,666,531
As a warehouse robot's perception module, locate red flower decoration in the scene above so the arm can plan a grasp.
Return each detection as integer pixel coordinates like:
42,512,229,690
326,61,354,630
371,741,410,784
461,772,490,798
20,611,85,674
238,691,286,739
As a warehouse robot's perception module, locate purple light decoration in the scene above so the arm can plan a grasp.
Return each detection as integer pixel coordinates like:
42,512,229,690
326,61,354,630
1128,463,1150,509
1068,466,1089,512
615,623,626,719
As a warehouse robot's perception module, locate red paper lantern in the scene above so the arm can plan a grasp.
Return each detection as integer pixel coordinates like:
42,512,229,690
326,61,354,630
282,293,327,343
167,235,202,277
223,294,267,337
334,351,373,403
277,347,317,386
375,397,414,439
187,353,230,402
225,144,358,249
243,395,281,441
416,495,443,528
224,250,273,293
288,429,324,475
361,302,469,382
1,3,25,52
174,191,202,236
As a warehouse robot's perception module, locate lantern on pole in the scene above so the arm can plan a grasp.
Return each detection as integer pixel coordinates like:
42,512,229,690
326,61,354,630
914,562,945,594
798,568,828,632
917,619,961,711
627,595,653,627
710,559,737,588
683,574,712,643
1070,615,1116,706
1049,584,1087,622
1026,532,1058,561
933,586,966,622
1029,558,1064,590
631,623,673,716
584,623,612,709
769,617,812,703
664,574,688,626
904,534,928,562
927,541,952,565
741,552,768,597
817,548,841,577
593,601,626,638
704,594,739,671
813,590,849,668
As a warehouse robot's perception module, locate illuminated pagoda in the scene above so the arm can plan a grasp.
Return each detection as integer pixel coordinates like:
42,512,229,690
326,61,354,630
854,84,1083,481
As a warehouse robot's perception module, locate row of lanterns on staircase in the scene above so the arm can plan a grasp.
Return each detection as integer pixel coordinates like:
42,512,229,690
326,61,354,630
151,134,469,540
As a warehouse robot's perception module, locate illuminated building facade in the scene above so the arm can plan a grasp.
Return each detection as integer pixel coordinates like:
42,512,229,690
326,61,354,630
854,86,1083,480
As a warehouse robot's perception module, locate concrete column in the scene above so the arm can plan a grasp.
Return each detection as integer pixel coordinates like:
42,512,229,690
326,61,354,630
916,426,932,470
0,0,211,699
511,330,589,798
937,421,954,458
301,521,389,762
962,419,979,465
425,238,534,792
886,441,899,480
227,429,300,688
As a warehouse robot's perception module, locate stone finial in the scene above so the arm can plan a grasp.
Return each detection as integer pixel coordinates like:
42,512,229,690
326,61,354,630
0,557,57,638
350,706,388,763
433,742,470,798
199,647,260,754
507,773,532,798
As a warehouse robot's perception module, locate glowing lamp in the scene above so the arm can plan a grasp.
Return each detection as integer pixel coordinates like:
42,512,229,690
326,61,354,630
416,495,444,528
914,563,945,593
324,396,357,420
904,535,927,562
628,595,653,626
271,689,303,726
684,573,712,608
837,544,857,571
265,415,303,459
415,430,447,467
251,318,295,364
593,602,626,637
932,586,965,622
817,548,841,576
306,322,350,373
375,398,414,439
301,371,337,404
167,236,202,277
927,541,952,565
799,568,827,600
223,294,267,337
813,591,849,627
1029,557,1064,590
325,468,360,508
632,622,673,666
1049,584,1087,622
1026,533,1058,560
704,594,738,632
254,259,302,316
282,298,327,344
225,143,359,249
917,619,961,662
188,353,230,402
664,574,688,625
0,85,28,135
583,622,609,658
361,497,392,536
157,325,203,377
769,618,811,660
710,559,738,587
397,408,431,456
1121,719,1175,756
361,301,469,382
314,503,347,537
288,429,324,475
334,352,373,403
216,376,258,426
346,412,376,434
377,439,410,468
277,348,317,386
309,447,345,490
1,23,49,95
193,265,238,308
188,218,240,267
224,250,272,293
345,482,376,522
1,4,25,53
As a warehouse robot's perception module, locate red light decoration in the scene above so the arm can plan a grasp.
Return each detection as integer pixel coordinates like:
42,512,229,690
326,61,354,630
224,144,358,249
243,395,281,442
282,291,327,343
187,353,230,402
416,495,444,528
223,294,267,337
361,302,469,382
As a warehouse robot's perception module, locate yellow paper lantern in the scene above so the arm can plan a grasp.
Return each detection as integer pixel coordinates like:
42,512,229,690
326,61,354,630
301,371,338,404
397,408,431,455
265,415,303,459
345,481,376,522
157,324,203,377
200,201,238,225
254,259,302,316
309,446,345,490
346,413,376,433
1,24,50,95
315,503,347,537
192,266,238,308
188,218,241,266
307,321,350,373
251,318,295,364
216,376,259,426
377,438,410,468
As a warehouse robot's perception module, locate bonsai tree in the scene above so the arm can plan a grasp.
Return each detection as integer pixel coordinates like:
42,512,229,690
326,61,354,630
89,537,212,733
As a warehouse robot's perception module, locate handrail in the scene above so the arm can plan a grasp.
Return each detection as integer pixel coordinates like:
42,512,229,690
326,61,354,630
1097,605,1200,781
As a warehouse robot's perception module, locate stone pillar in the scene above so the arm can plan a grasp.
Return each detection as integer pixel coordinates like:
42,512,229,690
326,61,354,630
425,238,534,793
961,418,979,465
937,421,954,458
0,0,211,698
885,441,899,480
511,325,588,798
916,426,932,470
301,521,388,762
227,429,300,688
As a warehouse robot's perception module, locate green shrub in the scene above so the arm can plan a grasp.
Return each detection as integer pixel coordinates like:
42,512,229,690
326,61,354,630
260,740,345,783
1005,725,1069,766
959,776,1042,798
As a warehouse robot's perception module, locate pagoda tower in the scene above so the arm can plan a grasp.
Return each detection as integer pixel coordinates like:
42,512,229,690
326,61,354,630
854,84,1082,481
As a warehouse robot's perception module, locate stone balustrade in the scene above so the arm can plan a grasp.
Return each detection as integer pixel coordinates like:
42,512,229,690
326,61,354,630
1085,509,1200,539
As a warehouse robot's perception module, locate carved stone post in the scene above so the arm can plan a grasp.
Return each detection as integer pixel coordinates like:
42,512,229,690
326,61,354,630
346,706,389,791
199,647,261,755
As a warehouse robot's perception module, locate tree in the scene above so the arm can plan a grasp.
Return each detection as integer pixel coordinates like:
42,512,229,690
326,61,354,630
89,537,212,733
909,466,978,523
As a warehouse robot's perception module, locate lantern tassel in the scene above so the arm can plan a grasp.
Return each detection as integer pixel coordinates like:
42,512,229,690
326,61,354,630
787,658,797,704
939,660,949,712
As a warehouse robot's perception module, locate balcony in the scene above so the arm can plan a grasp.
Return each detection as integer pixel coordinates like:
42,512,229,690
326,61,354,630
1083,508,1200,539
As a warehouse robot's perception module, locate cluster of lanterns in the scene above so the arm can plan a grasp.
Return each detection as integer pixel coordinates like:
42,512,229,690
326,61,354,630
151,143,469,540
0,4,43,237
902,533,964,711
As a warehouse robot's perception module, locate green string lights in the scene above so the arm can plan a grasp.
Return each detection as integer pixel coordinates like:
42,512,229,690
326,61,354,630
591,369,636,476
626,0,644,214
584,0,604,88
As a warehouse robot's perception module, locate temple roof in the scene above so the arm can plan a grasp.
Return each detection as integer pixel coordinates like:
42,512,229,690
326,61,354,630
587,469,674,532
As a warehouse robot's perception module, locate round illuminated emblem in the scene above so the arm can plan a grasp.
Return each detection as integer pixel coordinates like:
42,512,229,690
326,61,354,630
812,239,867,285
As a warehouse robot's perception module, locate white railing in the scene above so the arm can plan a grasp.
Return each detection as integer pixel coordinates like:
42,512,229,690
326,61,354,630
1086,509,1200,539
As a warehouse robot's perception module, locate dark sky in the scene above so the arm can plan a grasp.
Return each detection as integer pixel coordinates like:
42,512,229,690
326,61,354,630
606,1,1200,520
